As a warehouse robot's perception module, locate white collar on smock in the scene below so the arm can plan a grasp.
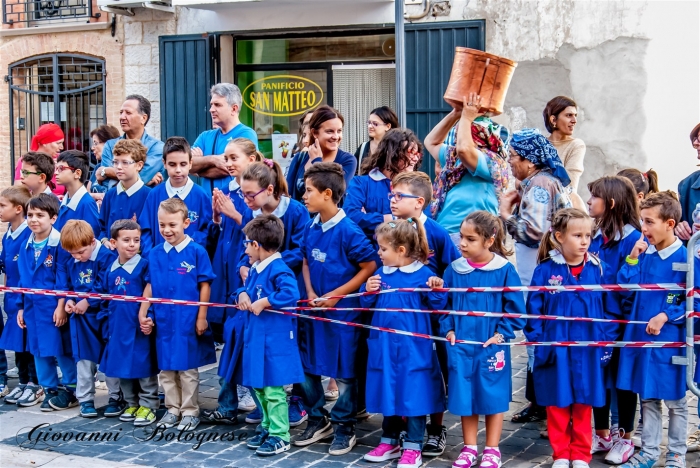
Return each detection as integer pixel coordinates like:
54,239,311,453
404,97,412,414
110,254,142,274
252,251,282,273
450,255,509,274
311,209,346,232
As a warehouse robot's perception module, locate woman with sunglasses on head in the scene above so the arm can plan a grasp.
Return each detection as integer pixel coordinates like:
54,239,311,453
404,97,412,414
354,107,399,175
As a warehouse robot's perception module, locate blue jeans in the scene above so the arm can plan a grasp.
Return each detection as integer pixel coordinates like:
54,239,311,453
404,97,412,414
299,373,356,425
35,355,77,391
381,415,427,451
218,379,259,416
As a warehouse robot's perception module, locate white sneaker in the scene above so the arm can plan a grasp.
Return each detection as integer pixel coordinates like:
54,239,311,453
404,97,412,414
605,439,635,464
571,461,589,468
237,385,256,412
7,367,19,379
611,425,620,443
591,433,613,454
5,384,26,404
688,428,700,452
552,459,570,468
0,384,10,398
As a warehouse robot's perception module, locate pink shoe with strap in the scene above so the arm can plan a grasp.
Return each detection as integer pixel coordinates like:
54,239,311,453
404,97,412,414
397,448,423,468
364,442,401,462
453,446,479,468
480,448,503,468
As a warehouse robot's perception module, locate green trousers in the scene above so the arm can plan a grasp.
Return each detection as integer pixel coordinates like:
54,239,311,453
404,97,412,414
254,386,290,442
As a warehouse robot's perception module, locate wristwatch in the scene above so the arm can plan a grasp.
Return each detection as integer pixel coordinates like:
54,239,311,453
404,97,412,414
100,167,106,178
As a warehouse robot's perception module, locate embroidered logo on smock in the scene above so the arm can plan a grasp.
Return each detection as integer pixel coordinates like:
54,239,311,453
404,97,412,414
43,254,53,268
311,249,327,263
487,350,506,372
255,285,263,301
180,261,195,273
548,275,563,294
13,254,19,261
188,211,199,223
78,269,93,285
115,276,129,294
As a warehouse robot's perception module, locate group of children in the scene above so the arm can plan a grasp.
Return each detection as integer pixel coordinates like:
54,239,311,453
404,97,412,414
0,132,696,468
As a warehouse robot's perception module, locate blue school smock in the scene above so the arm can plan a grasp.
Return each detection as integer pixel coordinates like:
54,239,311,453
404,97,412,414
525,252,620,408
440,256,526,416
55,185,101,236
421,213,460,277
616,239,688,400
148,236,216,371
96,179,151,242
139,178,212,257
0,222,31,351
234,253,305,388
344,168,392,241
16,228,72,358
298,210,377,378
286,150,357,203
360,262,447,417
99,255,158,379
64,242,116,363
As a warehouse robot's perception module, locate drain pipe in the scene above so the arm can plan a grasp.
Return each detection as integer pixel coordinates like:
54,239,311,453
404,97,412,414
681,230,700,397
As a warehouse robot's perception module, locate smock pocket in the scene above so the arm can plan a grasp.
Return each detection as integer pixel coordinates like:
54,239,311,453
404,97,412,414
366,337,383,370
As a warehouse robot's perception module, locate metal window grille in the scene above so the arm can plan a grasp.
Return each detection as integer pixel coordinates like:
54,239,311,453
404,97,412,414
7,53,106,181
2,0,93,26
331,65,396,157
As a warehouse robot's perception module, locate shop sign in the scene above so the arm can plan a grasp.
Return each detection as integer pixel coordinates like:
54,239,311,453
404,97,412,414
243,75,323,117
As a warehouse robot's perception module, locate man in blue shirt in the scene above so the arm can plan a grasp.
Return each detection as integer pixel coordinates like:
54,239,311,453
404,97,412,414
96,95,165,190
191,83,258,196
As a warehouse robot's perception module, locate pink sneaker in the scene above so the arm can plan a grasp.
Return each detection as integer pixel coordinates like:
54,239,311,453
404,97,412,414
364,443,401,462
480,448,502,468
591,434,613,454
454,446,479,468
398,448,422,468
604,439,635,464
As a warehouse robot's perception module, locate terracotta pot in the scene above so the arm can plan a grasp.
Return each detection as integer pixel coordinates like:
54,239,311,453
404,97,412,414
444,47,517,116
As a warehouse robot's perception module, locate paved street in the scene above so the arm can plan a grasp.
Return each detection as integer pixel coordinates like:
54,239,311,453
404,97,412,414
2,344,700,468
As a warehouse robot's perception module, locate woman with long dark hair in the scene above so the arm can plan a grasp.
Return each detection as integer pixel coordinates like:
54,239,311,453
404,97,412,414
354,106,399,173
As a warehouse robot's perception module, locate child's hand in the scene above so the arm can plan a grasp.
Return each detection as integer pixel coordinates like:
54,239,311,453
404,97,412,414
427,276,444,288
483,335,501,347
217,194,239,221
53,307,67,327
313,297,339,308
629,232,648,260
196,318,208,336
73,299,89,315
446,330,456,346
139,316,154,335
365,275,382,292
65,299,76,313
238,292,252,311
646,312,668,335
101,239,116,251
17,309,25,329
250,299,267,316
240,266,250,282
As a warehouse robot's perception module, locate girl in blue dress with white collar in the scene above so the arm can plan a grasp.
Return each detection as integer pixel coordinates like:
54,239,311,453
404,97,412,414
361,218,446,468
440,211,526,468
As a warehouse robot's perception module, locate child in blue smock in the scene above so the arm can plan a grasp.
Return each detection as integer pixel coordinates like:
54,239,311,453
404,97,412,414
16,194,77,411
587,176,643,463
99,219,159,427
0,187,37,404
616,192,689,468
361,218,446,468
440,211,525,468
140,197,216,432
344,129,423,243
293,162,377,455
525,208,620,468
54,150,100,236
139,137,212,257
236,215,305,457
60,220,121,419
96,139,151,245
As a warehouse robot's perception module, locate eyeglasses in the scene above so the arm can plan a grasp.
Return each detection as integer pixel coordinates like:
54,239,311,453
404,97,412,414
243,187,267,201
112,160,137,167
388,192,421,202
20,170,41,177
55,165,76,174
243,239,255,246
367,120,383,128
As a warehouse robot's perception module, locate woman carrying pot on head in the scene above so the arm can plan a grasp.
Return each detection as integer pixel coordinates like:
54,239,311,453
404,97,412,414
354,106,399,174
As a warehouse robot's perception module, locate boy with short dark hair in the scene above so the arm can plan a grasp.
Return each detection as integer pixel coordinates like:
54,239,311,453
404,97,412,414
97,139,151,247
138,137,212,257
16,194,77,411
0,186,36,403
18,152,56,196
617,191,688,468
140,197,216,432
54,150,100,236
293,162,377,455
60,219,121,418
236,214,305,457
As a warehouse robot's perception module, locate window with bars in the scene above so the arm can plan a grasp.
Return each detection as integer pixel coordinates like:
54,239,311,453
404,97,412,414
2,0,95,26
7,53,107,180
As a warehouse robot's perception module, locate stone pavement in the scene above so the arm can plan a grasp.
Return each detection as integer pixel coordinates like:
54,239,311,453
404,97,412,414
2,345,700,468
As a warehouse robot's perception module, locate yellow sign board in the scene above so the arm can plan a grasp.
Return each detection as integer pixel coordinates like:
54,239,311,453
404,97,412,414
242,75,323,117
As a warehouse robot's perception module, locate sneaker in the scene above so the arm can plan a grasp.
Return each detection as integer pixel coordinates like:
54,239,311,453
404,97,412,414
423,424,447,456
605,439,635,464
292,416,334,447
201,409,237,425
480,448,502,468
453,446,478,468
237,386,256,412
17,384,44,407
324,388,339,401
619,451,656,468
120,406,139,422
247,428,269,449
245,406,262,424
177,415,200,432
665,451,686,468
356,408,371,420
0,384,9,398
329,428,356,456
134,407,156,426
48,387,78,411
40,389,57,412
7,367,19,379
688,428,700,452
79,401,98,418
365,442,401,462
103,398,127,417
591,433,614,454
552,460,570,468
288,396,308,427
611,425,621,443
572,461,590,468
256,435,290,456
398,448,422,468
158,411,180,428
5,384,26,404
